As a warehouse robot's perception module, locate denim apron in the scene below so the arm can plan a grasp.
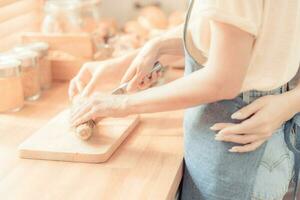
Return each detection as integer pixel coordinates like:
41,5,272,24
285,115,300,200
180,0,299,199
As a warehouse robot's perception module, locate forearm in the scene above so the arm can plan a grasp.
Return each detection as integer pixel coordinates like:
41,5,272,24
126,68,233,114
125,21,255,115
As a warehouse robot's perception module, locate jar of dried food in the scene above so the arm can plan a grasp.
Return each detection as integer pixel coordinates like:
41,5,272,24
15,42,52,90
13,51,41,101
0,58,24,112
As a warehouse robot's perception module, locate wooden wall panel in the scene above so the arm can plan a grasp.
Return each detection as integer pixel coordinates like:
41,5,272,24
0,0,18,7
0,26,39,51
0,11,40,38
0,0,40,23
0,0,42,51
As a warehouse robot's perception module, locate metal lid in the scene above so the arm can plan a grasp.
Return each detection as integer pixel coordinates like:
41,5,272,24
14,42,49,57
27,42,49,55
12,50,39,68
0,58,21,77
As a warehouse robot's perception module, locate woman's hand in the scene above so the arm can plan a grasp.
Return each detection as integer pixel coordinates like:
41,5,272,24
68,62,96,100
70,92,130,127
69,61,118,99
68,57,131,100
121,39,162,92
210,95,297,153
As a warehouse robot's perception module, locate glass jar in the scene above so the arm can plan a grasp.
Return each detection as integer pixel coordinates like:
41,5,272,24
14,42,52,90
42,0,83,33
13,51,41,101
0,58,24,112
42,0,107,52
42,0,103,33
81,0,102,32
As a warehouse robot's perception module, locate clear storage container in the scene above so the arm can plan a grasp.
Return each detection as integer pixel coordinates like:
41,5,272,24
0,58,24,112
13,51,41,101
14,42,52,90
41,0,83,33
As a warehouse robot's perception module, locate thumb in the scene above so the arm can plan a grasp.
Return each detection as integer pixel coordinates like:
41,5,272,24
121,63,137,84
231,100,262,120
126,74,141,92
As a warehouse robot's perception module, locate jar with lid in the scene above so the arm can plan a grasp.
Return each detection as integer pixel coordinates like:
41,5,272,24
42,0,103,34
0,58,24,112
14,42,52,90
41,0,83,33
13,50,41,101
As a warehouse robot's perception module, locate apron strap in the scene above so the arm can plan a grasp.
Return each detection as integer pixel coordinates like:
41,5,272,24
183,0,196,61
183,0,205,67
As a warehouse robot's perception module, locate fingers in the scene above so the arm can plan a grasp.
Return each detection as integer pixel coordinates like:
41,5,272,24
81,75,97,98
211,121,269,144
138,76,151,90
215,133,265,144
121,62,137,84
136,70,161,90
150,71,160,85
72,108,97,127
68,78,86,100
231,100,262,120
68,79,78,100
210,123,234,131
229,139,266,153
126,74,141,92
70,101,93,126
76,80,85,94
216,114,262,135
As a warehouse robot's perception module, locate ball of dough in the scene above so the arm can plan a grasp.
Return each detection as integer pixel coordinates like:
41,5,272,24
95,18,119,39
124,20,149,39
138,6,168,30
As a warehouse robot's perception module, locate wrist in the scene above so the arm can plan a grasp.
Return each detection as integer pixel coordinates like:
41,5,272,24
278,91,300,118
146,37,164,59
123,93,143,115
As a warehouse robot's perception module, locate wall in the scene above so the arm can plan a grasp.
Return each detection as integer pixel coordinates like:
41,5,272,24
0,0,42,51
0,0,187,51
99,0,188,24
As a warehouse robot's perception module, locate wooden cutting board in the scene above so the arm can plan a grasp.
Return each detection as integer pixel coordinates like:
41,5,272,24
18,110,139,163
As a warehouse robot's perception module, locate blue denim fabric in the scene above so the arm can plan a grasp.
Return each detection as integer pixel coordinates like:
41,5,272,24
181,1,297,199
180,52,294,200
284,113,300,199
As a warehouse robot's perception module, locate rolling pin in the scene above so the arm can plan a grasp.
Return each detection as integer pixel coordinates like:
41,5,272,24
74,61,164,140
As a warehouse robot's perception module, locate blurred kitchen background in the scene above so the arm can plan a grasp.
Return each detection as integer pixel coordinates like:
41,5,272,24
0,0,188,112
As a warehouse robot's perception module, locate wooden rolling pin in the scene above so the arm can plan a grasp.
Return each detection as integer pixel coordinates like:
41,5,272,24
74,61,164,140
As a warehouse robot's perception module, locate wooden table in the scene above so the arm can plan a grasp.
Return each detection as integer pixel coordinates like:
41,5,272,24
0,68,184,200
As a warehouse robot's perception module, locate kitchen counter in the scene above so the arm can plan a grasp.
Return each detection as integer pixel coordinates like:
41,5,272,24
0,68,184,200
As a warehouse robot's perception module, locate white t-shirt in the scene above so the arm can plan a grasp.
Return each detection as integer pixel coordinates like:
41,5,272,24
187,0,300,91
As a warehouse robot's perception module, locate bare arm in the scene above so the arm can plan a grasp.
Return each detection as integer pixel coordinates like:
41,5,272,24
70,21,256,126
125,21,254,114
69,25,186,98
